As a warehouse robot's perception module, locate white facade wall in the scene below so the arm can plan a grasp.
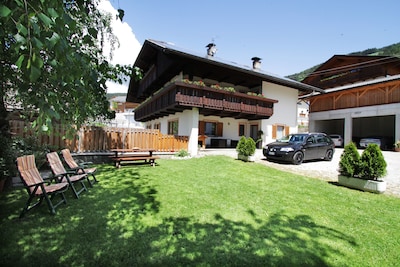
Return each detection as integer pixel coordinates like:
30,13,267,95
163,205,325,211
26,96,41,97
262,81,299,144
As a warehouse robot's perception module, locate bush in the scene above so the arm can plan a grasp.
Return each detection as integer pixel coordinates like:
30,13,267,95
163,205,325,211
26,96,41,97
175,149,190,157
0,135,17,180
236,136,256,157
338,142,360,177
359,143,387,180
0,136,55,180
339,142,387,180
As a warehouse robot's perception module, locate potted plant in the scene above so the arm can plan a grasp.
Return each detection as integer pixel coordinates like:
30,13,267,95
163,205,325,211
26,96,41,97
236,136,256,162
394,140,400,152
338,142,387,193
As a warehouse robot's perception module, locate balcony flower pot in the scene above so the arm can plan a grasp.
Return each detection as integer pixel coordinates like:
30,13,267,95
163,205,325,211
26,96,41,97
338,175,386,194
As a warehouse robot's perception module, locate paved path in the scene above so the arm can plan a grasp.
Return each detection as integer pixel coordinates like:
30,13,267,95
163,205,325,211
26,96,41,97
199,148,400,198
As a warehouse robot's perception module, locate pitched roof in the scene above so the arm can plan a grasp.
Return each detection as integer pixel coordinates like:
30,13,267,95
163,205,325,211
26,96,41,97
127,39,323,102
302,55,400,89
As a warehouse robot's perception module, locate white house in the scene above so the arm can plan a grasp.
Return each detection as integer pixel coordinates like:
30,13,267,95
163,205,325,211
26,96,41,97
127,39,323,155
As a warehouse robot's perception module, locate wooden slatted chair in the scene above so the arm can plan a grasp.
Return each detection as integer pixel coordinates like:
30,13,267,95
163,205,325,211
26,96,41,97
61,149,98,187
46,152,88,199
16,155,69,218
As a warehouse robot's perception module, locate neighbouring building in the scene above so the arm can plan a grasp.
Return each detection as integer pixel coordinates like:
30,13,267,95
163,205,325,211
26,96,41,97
127,39,323,155
301,55,400,148
108,96,143,128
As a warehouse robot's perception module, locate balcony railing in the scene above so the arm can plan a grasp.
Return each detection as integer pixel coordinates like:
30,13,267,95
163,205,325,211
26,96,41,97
135,81,278,121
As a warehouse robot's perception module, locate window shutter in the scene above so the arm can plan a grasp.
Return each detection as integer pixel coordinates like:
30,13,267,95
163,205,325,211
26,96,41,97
198,121,205,135
272,125,277,139
285,126,290,136
216,122,223,137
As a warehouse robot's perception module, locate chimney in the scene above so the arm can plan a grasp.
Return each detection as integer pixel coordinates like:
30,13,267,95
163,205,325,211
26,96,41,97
206,43,217,57
251,57,262,70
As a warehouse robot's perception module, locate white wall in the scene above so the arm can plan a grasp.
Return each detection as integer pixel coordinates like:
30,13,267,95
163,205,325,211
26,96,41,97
262,81,299,144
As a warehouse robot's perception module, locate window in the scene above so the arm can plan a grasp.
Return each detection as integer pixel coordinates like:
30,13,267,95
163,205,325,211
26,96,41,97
272,124,289,139
205,122,216,136
276,125,285,139
153,123,160,130
239,124,245,136
199,121,223,137
168,120,178,135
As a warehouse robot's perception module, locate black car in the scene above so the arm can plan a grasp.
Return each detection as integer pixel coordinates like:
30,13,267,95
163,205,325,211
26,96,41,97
263,133,335,165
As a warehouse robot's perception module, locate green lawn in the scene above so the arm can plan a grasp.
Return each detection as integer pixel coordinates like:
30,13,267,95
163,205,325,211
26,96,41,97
0,155,399,266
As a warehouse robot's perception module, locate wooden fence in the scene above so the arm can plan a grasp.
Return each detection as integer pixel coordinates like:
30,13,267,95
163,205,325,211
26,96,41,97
9,120,189,153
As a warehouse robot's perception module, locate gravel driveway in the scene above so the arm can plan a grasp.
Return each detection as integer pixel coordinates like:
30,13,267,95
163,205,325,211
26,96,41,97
200,148,400,197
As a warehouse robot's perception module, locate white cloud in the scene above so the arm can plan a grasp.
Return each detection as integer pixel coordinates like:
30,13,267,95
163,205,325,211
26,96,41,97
98,0,141,93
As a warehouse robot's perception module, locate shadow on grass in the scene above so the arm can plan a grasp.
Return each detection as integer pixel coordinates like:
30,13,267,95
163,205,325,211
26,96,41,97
0,164,357,266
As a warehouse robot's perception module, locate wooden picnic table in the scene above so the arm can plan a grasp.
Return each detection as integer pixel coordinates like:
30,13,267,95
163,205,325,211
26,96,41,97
110,148,159,168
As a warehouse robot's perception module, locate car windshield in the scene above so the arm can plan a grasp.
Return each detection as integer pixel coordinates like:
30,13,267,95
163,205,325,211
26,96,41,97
277,134,305,143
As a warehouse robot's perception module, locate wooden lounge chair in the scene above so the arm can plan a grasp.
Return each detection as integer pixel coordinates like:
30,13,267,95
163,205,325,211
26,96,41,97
16,155,69,218
46,152,88,199
61,148,97,187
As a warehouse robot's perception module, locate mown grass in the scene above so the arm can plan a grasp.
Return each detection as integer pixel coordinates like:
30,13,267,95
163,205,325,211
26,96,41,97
0,155,399,266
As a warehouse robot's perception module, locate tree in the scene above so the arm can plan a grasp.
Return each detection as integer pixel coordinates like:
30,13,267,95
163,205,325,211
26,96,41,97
0,0,138,180
0,0,135,136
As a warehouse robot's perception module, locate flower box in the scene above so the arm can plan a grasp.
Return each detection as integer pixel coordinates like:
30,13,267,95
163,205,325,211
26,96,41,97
237,154,256,162
338,175,386,194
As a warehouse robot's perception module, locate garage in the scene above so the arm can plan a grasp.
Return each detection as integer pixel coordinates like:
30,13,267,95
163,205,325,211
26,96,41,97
352,115,395,149
312,119,344,138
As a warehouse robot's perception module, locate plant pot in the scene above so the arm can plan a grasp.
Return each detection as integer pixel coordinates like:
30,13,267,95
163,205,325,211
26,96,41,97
394,147,400,152
238,154,255,162
338,175,386,194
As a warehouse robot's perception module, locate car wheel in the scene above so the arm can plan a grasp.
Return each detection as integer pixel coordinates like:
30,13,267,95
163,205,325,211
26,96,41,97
324,149,333,161
292,151,304,165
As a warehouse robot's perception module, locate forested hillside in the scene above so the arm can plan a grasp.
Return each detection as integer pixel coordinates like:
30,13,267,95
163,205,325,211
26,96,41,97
287,42,400,82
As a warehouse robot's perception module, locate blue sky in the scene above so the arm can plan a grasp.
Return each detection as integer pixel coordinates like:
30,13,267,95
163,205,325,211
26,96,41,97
104,0,399,91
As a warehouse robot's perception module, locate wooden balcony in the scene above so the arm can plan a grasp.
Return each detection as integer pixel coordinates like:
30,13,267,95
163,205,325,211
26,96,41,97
135,81,278,121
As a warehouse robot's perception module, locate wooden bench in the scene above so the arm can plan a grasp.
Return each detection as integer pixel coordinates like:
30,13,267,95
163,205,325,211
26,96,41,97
110,155,160,168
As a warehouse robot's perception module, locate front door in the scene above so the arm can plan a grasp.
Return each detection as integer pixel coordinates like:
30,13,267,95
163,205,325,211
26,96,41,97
250,124,259,148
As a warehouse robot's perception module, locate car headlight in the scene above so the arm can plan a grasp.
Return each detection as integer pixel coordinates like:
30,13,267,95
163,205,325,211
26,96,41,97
280,147,294,152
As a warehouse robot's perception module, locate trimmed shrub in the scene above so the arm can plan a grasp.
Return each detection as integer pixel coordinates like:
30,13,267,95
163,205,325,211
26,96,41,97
339,142,387,181
359,143,387,180
339,142,361,177
236,136,256,157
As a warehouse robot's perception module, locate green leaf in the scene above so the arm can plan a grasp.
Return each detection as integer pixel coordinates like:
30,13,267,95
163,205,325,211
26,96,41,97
0,5,11,17
34,55,44,69
15,55,25,68
47,32,60,48
29,65,41,82
32,37,44,49
88,27,98,37
47,8,59,19
14,33,26,44
38,13,53,27
16,23,28,36
48,59,58,67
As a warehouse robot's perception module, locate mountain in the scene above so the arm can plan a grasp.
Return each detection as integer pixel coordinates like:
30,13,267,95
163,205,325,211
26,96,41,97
107,93,126,100
287,42,400,82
